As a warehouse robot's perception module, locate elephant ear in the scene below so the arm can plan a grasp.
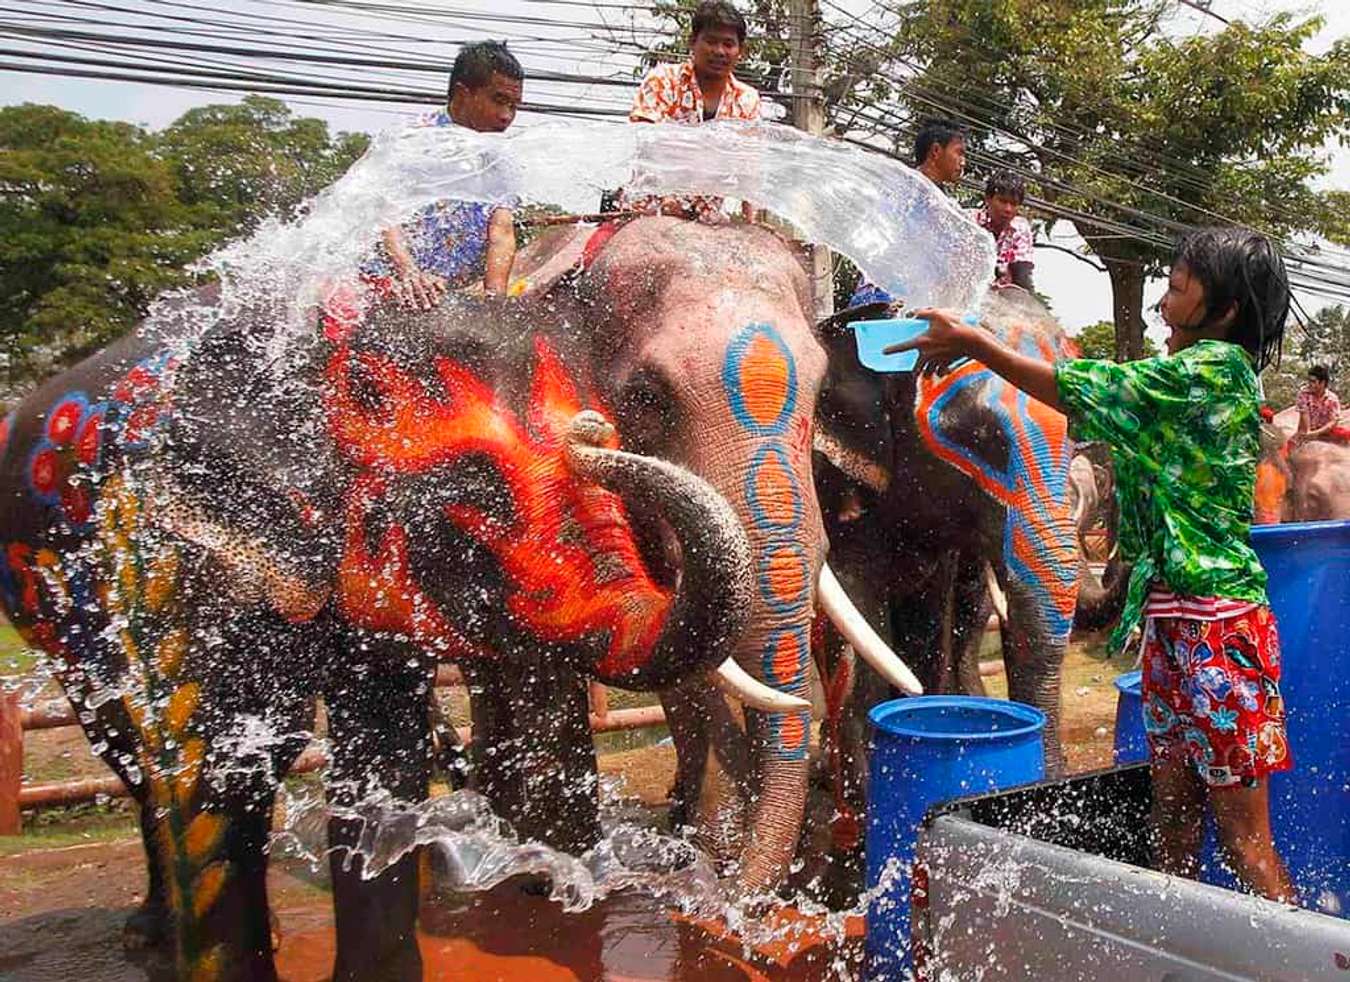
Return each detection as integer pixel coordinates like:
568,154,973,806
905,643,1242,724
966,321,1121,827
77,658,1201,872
151,325,343,622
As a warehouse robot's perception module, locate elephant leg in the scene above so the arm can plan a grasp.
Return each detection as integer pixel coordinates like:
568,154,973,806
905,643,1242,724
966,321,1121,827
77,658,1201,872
462,655,601,854
659,676,751,864
324,646,432,982
948,550,994,697
123,799,171,952
1000,577,1068,775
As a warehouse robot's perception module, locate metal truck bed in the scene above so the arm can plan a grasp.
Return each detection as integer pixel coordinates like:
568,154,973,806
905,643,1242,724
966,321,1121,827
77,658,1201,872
911,765,1350,980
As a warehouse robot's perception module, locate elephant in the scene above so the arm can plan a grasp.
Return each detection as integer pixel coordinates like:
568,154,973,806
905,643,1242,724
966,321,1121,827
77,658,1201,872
794,288,1129,899
531,215,904,898
0,251,827,978
1279,440,1350,521
0,215,914,975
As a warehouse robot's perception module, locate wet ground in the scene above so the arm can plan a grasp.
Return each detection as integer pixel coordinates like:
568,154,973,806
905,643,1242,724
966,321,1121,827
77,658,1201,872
0,838,863,980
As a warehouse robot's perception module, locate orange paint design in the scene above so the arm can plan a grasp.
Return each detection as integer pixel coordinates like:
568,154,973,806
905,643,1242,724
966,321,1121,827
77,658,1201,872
737,333,793,429
778,711,807,753
752,454,797,527
763,544,807,608
326,336,672,676
770,631,802,686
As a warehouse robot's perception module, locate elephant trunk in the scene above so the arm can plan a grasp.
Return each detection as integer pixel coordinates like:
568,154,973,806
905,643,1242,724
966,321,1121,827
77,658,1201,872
1073,555,1130,631
564,412,755,689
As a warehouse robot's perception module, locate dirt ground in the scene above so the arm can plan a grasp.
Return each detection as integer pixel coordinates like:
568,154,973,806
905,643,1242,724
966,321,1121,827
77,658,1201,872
0,634,1133,980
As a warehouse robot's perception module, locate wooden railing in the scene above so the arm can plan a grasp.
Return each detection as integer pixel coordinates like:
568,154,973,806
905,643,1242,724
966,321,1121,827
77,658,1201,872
0,669,666,835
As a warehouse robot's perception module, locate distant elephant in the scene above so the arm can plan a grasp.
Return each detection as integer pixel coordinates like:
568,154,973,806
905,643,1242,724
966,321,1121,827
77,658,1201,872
1287,439,1350,521
0,274,777,979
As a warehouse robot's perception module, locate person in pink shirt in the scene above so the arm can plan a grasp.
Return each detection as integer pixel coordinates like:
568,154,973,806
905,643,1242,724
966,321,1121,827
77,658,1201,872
1294,364,1342,444
971,169,1035,292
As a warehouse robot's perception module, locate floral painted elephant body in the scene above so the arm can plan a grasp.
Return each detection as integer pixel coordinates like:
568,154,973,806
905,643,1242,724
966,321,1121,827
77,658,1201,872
0,278,757,980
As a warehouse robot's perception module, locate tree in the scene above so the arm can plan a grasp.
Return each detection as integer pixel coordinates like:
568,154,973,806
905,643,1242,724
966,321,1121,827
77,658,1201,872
1073,320,1157,361
157,95,369,245
1298,305,1350,378
0,103,210,396
865,3,1350,360
1,100,370,400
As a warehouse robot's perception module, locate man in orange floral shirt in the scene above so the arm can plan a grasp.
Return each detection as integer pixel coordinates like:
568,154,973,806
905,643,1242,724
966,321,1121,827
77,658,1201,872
622,2,761,223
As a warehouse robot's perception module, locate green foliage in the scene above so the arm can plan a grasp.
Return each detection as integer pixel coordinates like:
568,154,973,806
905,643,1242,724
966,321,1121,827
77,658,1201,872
158,96,369,242
1297,305,1350,378
862,3,1350,358
0,103,211,393
1073,320,1157,360
0,99,368,399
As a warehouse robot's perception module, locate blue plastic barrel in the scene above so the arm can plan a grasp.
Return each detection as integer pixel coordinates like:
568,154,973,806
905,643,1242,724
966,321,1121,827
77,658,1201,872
864,696,1046,977
1112,671,1147,765
1197,520,1350,916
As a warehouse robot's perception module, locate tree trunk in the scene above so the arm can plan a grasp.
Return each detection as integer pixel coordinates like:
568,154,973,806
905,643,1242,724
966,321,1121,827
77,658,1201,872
1106,258,1147,362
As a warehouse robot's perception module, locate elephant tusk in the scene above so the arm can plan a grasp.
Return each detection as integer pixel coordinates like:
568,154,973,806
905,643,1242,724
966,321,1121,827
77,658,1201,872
984,562,1009,625
818,564,924,695
714,658,811,713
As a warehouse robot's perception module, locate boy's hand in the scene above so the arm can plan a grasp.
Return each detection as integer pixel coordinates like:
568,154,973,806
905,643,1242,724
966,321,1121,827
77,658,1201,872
883,307,983,376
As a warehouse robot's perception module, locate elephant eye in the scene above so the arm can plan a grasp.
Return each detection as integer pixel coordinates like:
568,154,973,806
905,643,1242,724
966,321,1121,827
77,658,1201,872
616,372,674,455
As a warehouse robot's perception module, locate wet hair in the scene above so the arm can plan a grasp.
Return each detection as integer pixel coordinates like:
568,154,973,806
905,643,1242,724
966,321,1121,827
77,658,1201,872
1172,226,1290,373
1309,364,1331,384
985,168,1026,203
449,41,524,100
913,117,965,168
690,1,748,43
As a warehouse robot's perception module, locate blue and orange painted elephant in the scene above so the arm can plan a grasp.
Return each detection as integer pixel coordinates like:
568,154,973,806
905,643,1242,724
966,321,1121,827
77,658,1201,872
0,215,908,976
0,259,781,977
804,288,1099,897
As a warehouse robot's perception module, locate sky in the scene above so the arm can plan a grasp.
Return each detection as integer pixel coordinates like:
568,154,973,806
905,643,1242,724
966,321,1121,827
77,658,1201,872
5,0,1347,341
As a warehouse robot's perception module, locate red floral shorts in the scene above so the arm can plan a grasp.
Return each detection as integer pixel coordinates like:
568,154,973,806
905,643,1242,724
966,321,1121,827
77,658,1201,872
1141,607,1292,788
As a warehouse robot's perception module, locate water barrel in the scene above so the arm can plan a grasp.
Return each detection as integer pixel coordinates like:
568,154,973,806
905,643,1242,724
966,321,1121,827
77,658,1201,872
1112,671,1147,765
864,695,1046,977
1198,520,1350,916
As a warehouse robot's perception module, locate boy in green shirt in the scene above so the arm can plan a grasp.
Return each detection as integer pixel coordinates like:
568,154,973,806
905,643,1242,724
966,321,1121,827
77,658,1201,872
892,227,1294,902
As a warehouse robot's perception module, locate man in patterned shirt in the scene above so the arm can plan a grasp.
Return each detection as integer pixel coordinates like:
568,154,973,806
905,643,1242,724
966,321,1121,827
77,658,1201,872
622,1,761,223
1294,364,1342,444
972,169,1035,291
373,42,524,309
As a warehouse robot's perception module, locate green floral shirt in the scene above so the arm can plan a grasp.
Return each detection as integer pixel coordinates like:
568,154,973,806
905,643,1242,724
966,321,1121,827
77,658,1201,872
1055,340,1268,651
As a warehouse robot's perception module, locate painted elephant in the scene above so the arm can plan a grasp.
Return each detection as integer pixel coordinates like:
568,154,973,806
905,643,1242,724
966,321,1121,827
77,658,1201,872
545,216,874,897
794,288,1104,897
0,266,801,978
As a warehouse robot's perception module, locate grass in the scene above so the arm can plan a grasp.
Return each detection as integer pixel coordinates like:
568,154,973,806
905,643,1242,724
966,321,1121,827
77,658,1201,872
0,617,39,677
0,801,139,857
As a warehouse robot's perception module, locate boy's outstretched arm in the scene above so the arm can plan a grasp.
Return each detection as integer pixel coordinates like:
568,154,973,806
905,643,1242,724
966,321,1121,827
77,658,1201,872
886,307,1064,413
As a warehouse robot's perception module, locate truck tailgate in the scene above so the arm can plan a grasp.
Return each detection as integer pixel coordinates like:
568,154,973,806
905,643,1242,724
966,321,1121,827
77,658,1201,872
915,814,1350,980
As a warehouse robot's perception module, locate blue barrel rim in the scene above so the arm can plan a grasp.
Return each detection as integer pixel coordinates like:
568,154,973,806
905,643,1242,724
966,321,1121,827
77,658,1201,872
1250,518,1350,546
1113,670,1142,696
868,695,1046,742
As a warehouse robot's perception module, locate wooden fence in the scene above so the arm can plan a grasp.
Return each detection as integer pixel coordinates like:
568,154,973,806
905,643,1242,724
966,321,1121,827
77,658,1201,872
0,667,666,835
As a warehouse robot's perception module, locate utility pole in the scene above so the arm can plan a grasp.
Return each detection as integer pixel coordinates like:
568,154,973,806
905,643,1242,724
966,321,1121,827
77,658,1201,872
788,0,834,320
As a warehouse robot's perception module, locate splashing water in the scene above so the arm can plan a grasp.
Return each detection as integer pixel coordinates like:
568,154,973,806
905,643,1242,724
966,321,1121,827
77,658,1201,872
164,118,995,366
270,783,725,916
